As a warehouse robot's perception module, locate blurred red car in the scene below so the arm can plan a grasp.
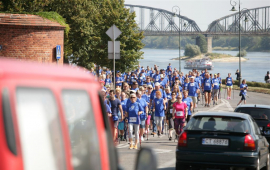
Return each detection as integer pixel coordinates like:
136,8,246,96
0,59,156,170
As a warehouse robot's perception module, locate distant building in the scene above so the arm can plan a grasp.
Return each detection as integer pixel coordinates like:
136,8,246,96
0,13,65,64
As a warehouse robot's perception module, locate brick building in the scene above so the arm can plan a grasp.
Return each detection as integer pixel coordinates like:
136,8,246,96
0,13,65,64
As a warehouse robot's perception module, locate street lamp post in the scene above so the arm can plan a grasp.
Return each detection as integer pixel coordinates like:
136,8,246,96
230,0,249,86
172,6,181,73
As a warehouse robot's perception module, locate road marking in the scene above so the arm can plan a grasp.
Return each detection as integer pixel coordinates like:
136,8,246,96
117,143,129,149
223,99,234,111
158,158,175,169
154,149,172,154
207,99,226,111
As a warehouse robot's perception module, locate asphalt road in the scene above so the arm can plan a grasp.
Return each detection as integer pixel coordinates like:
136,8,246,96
117,89,270,170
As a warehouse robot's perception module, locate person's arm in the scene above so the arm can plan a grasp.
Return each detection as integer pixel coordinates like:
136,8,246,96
190,101,193,113
185,107,188,119
172,107,176,119
118,104,124,120
153,100,156,112
145,105,149,117
163,100,166,110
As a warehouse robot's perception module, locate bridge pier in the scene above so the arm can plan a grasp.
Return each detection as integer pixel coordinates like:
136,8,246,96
206,36,212,53
195,35,213,53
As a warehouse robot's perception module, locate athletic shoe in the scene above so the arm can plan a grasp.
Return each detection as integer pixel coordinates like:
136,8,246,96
229,97,231,100
143,134,145,138
169,137,172,141
133,144,138,150
141,136,144,141
151,132,156,135
158,131,160,136
129,144,133,149
227,97,229,99
213,101,215,105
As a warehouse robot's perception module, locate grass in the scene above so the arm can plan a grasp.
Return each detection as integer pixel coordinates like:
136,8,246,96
213,46,238,51
205,53,234,60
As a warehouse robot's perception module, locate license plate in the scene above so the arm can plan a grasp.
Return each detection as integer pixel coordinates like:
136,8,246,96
202,138,229,146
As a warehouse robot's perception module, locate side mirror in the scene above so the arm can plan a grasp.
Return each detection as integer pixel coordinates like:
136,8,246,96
135,147,157,170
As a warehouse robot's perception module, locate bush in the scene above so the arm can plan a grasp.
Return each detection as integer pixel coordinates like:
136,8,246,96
236,50,247,57
184,44,201,57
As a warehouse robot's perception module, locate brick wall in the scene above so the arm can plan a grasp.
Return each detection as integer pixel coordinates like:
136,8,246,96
0,14,65,64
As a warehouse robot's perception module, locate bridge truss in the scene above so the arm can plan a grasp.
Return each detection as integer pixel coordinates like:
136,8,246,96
207,6,270,35
124,4,202,36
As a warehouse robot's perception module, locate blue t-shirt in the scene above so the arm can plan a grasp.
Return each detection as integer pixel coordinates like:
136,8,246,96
121,99,127,112
109,98,121,116
137,98,147,120
150,89,167,100
203,78,212,91
154,98,164,117
226,77,233,86
183,82,189,91
240,84,248,95
128,102,143,124
182,97,192,116
105,104,111,114
130,87,139,92
166,93,172,100
141,94,150,103
187,82,199,97
137,76,146,86
195,77,201,86
105,78,112,86
115,77,123,87
212,78,221,90
153,74,161,83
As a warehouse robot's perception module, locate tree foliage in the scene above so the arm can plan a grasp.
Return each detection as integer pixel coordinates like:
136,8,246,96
196,34,207,53
184,44,201,57
1,0,144,72
236,50,247,57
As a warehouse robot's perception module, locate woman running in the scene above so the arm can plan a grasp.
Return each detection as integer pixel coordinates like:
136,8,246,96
166,91,177,140
153,91,166,137
126,93,143,149
225,73,234,100
182,91,193,123
237,79,248,106
173,94,188,137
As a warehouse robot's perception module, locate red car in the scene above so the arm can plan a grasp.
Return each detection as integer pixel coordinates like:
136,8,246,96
0,59,156,170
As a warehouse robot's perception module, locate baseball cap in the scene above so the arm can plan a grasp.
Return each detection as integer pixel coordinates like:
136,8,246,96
147,85,153,88
155,82,160,86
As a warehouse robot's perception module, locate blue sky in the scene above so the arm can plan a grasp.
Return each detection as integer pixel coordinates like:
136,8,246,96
124,0,270,31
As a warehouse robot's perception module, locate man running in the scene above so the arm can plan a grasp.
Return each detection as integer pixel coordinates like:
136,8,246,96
202,73,212,107
211,74,221,105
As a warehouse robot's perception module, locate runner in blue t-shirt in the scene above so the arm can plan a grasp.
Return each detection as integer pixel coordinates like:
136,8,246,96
136,91,148,141
153,91,166,137
237,79,248,106
126,93,143,149
187,77,200,109
182,91,193,123
225,73,234,100
104,74,112,86
202,73,212,107
211,74,221,105
115,73,123,88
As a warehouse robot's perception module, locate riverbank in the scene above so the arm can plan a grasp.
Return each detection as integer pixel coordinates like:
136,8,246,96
171,53,248,62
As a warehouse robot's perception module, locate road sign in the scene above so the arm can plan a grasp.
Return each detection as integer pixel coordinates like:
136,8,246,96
108,41,120,59
106,24,122,40
56,45,61,60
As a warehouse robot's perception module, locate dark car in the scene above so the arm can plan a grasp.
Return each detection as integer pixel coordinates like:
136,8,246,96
235,104,270,145
176,112,269,170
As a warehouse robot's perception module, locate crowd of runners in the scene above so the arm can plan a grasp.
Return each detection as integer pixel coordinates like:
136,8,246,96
89,63,249,149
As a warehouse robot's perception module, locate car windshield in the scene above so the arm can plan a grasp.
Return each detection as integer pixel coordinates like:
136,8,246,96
186,116,250,133
235,108,270,121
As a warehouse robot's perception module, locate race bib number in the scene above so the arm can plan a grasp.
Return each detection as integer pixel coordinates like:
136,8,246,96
169,72,171,75
129,117,137,123
227,81,231,84
156,78,159,81
214,83,218,86
190,83,194,86
206,83,210,87
170,109,173,114
176,111,183,117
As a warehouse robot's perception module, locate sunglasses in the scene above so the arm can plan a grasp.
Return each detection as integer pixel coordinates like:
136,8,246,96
177,97,182,99
172,94,176,95
131,97,136,98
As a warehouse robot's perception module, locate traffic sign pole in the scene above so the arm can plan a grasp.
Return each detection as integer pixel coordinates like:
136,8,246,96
113,25,116,90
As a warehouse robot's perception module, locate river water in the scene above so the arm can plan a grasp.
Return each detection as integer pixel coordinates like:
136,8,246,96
139,49,270,83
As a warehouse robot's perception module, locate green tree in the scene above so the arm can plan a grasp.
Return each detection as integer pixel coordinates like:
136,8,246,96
236,50,247,57
196,34,207,53
260,37,270,50
184,44,201,57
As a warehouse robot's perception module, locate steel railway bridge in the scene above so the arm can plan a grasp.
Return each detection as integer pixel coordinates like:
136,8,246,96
124,4,270,52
